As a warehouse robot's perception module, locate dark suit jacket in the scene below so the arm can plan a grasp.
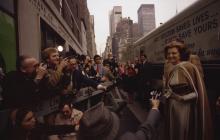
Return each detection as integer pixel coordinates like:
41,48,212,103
119,109,160,140
2,71,40,109
138,61,153,83
72,70,98,90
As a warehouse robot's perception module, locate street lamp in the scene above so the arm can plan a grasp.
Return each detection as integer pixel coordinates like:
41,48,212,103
57,45,63,52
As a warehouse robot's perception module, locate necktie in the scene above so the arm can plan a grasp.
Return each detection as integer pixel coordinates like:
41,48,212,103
96,65,99,73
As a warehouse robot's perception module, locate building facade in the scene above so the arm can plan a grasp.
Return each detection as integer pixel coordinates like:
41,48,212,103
109,6,122,37
132,23,140,42
0,0,96,72
103,36,112,59
112,17,133,61
138,4,155,36
87,15,97,57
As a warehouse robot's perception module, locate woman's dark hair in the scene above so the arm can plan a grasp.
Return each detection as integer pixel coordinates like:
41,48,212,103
164,40,191,61
15,108,32,127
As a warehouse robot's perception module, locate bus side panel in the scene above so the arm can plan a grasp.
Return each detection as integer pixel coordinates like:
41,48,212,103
141,0,220,64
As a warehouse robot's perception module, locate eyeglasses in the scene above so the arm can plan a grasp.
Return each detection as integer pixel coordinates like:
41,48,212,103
70,63,77,66
95,58,101,61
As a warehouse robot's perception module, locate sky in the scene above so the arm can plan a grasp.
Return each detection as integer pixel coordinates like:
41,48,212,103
87,0,198,55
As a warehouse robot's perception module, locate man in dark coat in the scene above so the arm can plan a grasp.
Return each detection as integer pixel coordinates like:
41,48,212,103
64,58,106,92
2,55,47,109
77,97,160,140
136,54,153,110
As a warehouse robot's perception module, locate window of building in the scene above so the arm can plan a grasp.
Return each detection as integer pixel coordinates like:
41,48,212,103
115,12,121,14
59,0,63,14
40,19,65,51
77,29,81,44
0,0,14,15
76,4,79,18
68,45,77,56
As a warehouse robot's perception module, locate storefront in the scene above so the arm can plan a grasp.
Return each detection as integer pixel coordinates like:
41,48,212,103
0,0,17,72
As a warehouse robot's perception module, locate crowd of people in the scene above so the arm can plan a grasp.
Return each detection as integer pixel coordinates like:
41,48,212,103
0,46,156,140
0,38,219,140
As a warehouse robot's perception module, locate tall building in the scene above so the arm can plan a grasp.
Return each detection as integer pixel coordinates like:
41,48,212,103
132,23,140,42
116,17,133,44
109,6,122,37
103,36,112,59
87,15,97,57
112,17,133,61
138,4,155,36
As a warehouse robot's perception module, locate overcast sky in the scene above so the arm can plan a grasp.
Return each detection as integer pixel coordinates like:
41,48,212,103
87,0,198,55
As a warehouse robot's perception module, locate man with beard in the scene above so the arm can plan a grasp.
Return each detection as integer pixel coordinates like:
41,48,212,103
2,55,47,109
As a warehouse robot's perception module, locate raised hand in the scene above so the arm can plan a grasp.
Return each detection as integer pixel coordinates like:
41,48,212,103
150,90,161,110
35,63,48,80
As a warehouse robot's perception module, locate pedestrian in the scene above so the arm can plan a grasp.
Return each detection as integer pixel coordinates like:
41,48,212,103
2,55,47,109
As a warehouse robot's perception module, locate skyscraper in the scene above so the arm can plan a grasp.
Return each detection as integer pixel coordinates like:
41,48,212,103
109,6,122,37
138,4,155,36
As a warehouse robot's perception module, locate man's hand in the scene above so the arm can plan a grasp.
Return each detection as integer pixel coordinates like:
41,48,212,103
151,94,160,110
35,63,48,80
151,99,160,110
58,58,68,71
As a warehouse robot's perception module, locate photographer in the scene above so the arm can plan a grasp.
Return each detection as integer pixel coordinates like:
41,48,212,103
40,47,74,97
41,47,68,88
2,55,47,109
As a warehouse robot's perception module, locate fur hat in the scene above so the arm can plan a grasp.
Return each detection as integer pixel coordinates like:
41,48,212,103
77,102,120,140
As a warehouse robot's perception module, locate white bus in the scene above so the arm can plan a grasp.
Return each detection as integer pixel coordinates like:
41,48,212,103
134,0,220,65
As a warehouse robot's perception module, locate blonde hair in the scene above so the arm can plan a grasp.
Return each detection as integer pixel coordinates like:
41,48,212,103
42,47,58,61
164,40,190,61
